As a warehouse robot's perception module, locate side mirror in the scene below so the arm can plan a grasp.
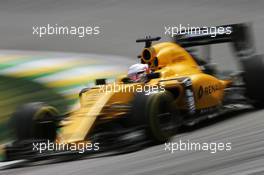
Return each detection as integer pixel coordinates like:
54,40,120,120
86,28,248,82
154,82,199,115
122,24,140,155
147,72,160,79
95,78,106,85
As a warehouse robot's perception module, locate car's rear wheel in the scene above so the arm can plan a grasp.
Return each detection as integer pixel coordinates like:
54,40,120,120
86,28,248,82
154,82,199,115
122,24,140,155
241,55,264,108
129,91,181,143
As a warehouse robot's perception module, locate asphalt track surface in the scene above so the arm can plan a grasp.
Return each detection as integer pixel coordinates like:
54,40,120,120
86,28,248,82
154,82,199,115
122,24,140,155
1,0,264,174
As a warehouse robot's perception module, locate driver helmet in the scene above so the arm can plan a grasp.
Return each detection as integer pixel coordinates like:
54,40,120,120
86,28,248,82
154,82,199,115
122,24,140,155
127,63,150,83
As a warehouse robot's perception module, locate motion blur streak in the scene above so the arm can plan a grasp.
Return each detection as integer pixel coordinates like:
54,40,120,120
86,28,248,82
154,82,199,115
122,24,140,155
0,50,132,145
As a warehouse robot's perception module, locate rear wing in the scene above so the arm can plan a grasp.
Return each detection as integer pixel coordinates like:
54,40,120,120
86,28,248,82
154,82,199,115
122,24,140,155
173,23,256,58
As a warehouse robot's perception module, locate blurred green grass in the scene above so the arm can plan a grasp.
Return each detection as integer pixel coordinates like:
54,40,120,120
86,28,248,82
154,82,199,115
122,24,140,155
0,75,70,143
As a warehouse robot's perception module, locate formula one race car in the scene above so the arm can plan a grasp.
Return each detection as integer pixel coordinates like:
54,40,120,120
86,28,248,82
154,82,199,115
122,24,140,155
3,23,264,161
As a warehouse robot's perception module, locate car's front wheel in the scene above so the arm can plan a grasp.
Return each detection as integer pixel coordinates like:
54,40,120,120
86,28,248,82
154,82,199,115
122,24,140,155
10,102,59,142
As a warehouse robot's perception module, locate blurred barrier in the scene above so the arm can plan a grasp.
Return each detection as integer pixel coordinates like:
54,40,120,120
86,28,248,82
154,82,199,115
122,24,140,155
0,50,132,143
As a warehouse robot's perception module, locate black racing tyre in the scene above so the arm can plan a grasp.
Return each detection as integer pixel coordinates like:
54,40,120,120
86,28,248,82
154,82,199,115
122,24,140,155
129,91,181,143
10,102,59,141
241,55,264,108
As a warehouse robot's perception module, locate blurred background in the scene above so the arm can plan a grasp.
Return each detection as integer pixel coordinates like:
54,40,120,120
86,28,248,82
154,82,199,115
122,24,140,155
0,51,131,144
1,0,264,174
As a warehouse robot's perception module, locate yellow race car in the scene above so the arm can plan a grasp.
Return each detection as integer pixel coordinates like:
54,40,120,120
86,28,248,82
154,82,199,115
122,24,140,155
3,23,264,161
